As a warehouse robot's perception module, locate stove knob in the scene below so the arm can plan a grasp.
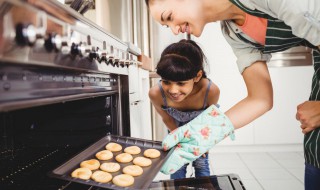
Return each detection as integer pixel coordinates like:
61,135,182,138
88,47,100,60
70,42,79,56
15,23,37,46
106,57,114,65
99,52,107,63
124,53,130,67
70,42,85,56
114,58,119,67
44,33,62,52
89,51,97,59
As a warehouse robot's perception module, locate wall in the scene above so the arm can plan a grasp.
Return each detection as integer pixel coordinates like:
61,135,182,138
193,22,314,146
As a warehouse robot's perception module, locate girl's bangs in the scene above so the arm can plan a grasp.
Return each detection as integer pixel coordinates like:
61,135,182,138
156,56,198,81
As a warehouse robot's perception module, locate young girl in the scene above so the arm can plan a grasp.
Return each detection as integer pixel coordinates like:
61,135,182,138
149,39,220,179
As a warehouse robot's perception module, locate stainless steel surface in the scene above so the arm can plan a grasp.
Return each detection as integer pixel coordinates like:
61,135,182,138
95,0,133,44
95,0,148,56
0,0,138,74
0,1,134,189
268,46,313,67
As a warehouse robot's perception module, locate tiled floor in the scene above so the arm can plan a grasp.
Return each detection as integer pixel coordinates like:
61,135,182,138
154,146,305,190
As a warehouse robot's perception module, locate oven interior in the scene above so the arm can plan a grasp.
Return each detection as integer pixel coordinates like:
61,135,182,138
0,95,125,190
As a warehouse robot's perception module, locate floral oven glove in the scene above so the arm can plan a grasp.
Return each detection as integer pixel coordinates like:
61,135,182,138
161,104,235,175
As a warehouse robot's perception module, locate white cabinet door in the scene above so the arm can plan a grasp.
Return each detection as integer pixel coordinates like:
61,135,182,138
253,66,313,144
129,68,152,140
128,63,140,103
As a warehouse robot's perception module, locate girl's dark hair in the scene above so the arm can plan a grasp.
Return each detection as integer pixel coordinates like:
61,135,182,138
156,39,207,81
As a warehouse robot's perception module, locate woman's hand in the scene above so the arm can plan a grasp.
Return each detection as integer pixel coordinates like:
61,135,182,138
296,101,320,134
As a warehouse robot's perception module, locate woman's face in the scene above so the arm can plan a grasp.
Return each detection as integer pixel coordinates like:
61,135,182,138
149,0,206,37
161,79,195,102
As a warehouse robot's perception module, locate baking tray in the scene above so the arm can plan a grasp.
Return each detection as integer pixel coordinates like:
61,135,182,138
48,134,174,190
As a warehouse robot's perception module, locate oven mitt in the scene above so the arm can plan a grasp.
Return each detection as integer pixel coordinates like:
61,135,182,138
161,104,235,174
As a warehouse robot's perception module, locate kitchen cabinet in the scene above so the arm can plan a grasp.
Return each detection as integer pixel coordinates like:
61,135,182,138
129,66,152,140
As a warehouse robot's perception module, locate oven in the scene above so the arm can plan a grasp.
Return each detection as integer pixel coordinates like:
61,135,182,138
0,0,133,189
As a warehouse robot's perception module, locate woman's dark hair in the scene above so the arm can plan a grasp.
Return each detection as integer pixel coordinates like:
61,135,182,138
145,0,150,7
156,39,207,81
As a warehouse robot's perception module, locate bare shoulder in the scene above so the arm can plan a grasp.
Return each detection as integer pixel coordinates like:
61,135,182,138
148,84,163,106
207,79,220,105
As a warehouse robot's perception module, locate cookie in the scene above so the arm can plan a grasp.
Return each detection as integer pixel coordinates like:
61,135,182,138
133,156,152,167
100,162,121,173
71,168,92,180
95,150,113,160
115,153,133,163
80,159,100,170
105,142,122,152
112,174,134,187
91,170,112,183
124,146,141,155
122,165,143,177
144,149,161,158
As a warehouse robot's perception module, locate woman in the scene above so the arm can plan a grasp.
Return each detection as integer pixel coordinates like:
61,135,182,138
145,0,320,189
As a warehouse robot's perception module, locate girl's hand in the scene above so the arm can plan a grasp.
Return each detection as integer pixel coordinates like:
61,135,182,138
160,105,235,175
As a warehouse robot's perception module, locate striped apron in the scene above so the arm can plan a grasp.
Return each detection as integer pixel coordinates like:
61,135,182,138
229,0,320,169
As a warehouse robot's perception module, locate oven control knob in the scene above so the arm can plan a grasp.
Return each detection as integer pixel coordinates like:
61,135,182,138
70,42,79,56
15,23,37,46
106,57,114,66
70,42,86,56
89,51,97,59
44,33,62,52
99,52,107,63
89,47,100,60
114,59,119,67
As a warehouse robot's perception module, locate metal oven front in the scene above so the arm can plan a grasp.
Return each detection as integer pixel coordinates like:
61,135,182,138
0,0,132,189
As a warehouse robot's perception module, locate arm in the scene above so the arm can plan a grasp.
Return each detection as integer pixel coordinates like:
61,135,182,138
225,61,273,129
221,21,274,129
148,85,178,132
296,101,320,134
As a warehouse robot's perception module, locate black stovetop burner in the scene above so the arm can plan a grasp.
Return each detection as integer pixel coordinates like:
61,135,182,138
149,174,245,190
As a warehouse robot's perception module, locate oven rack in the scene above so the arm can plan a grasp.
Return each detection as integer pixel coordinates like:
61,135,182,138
0,145,96,190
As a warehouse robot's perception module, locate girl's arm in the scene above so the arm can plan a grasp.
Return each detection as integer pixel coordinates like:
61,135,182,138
225,61,273,129
149,86,178,132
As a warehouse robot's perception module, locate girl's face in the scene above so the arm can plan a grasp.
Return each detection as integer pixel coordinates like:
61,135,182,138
149,0,206,37
161,79,195,102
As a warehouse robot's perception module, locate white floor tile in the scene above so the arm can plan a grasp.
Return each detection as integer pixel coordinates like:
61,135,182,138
238,152,270,160
210,158,247,169
287,168,304,182
258,179,304,190
276,159,305,169
249,168,295,180
209,152,241,160
268,152,302,160
243,158,282,169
